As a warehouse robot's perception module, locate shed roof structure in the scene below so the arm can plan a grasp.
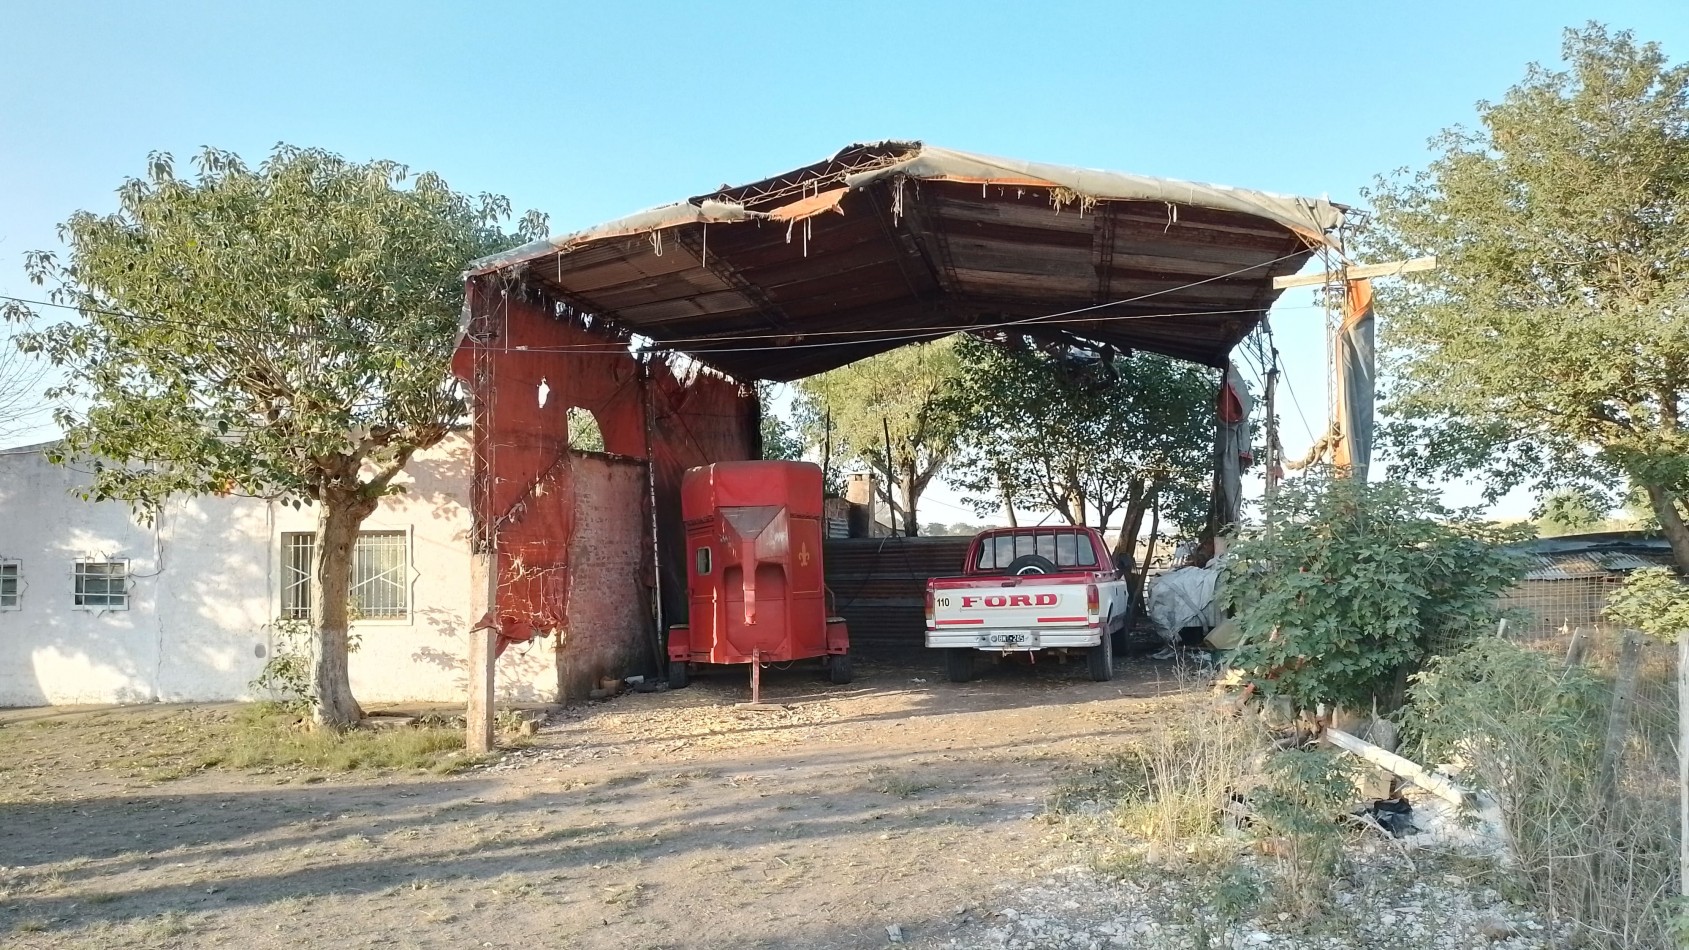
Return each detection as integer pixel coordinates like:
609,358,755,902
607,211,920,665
469,141,1351,381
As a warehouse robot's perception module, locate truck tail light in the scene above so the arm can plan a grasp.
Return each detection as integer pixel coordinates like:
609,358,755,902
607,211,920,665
1086,583,1100,623
924,589,935,628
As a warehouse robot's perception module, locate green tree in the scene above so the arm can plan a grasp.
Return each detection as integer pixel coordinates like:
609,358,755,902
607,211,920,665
1604,566,1689,643
1222,476,1528,712
3,146,542,728
944,336,1214,560
1364,25,1689,573
0,324,50,442
793,338,966,535
754,382,803,461
1534,488,1609,537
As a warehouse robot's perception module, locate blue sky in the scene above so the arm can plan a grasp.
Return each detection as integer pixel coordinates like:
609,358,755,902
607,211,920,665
3,0,1686,521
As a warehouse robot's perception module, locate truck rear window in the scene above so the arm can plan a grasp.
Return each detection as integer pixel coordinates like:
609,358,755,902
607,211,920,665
974,531,1099,571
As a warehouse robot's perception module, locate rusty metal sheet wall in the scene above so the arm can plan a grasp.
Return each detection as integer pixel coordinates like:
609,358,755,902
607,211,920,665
823,537,973,655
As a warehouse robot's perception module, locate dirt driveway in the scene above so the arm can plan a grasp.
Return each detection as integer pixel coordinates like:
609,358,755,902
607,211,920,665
0,654,1196,949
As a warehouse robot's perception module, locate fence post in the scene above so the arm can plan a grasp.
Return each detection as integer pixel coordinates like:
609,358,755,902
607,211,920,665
1679,626,1686,903
1600,628,1645,796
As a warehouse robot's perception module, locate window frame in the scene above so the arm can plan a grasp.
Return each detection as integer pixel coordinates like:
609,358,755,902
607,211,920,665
0,559,20,610
278,529,414,624
972,529,1102,572
72,558,130,611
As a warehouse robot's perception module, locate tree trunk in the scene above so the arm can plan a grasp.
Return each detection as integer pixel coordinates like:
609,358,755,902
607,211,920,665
1000,480,1019,528
312,498,373,729
1644,483,1689,575
901,460,921,536
1113,478,1148,563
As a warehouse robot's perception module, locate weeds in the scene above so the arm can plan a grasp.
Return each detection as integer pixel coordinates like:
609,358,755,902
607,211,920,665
218,703,472,772
1407,637,1678,949
1111,700,1263,854
871,775,935,799
1251,748,1355,922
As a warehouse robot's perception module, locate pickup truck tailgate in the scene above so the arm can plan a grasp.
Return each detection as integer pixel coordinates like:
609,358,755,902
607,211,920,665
930,578,1092,630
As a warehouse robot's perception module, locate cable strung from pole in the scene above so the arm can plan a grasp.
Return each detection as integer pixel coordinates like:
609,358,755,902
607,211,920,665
0,246,1320,358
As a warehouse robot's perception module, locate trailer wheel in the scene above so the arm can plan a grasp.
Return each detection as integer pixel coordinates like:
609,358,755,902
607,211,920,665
668,661,690,690
945,648,975,683
1087,633,1115,682
828,653,854,685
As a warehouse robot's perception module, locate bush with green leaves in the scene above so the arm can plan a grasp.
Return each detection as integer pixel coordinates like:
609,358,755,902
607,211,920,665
1222,475,1528,711
1603,566,1689,644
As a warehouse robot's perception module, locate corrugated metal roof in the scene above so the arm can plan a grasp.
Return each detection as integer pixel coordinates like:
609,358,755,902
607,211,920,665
1513,532,1674,581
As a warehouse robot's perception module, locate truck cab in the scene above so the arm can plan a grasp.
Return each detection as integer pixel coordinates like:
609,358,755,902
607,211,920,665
924,526,1129,682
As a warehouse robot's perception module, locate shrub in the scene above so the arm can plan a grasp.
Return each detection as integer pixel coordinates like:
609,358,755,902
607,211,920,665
1603,566,1689,644
1222,475,1528,711
1251,748,1356,923
1405,638,1677,949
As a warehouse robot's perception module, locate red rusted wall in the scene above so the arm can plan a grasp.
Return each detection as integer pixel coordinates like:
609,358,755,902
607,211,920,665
452,278,757,685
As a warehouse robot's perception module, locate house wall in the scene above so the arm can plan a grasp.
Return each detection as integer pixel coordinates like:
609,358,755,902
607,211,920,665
0,434,559,707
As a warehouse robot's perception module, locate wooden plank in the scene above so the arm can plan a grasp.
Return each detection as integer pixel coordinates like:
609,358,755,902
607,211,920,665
1272,256,1437,289
1325,727,1469,805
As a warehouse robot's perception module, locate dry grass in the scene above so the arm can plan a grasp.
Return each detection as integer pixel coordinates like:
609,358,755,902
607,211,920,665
216,703,475,772
1408,635,1680,950
871,774,936,799
0,703,483,788
1114,699,1265,852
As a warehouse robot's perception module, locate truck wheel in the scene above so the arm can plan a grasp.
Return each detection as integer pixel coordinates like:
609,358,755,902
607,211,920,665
1087,635,1115,682
828,653,854,685
945,649,975,683
668,661,690,690
1005,554,1057,576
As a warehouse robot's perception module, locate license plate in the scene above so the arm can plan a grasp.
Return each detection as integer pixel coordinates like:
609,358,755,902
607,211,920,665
986,630,1033,647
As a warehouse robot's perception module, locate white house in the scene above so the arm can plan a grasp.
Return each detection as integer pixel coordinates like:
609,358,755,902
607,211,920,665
0,433,557,707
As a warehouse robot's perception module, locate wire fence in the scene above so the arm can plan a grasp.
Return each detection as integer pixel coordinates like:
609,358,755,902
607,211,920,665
1480,575,1681,949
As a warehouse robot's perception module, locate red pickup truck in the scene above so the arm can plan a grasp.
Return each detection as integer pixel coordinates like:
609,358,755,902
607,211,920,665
924,525,1129,683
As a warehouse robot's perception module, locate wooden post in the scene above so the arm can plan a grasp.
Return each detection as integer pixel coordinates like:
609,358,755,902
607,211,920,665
1679,626,1687,903
467,623,497,754
466,549,498,755
1564,626,1589,669
1599,628,1645,794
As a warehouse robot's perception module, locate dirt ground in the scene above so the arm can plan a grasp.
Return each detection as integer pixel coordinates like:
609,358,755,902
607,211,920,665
0,652,1198,949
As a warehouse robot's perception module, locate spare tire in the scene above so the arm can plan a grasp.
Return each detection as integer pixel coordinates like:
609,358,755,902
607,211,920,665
1005,554,1058,576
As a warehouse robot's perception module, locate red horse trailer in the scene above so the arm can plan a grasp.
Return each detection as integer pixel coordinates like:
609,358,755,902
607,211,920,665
667,460,851,698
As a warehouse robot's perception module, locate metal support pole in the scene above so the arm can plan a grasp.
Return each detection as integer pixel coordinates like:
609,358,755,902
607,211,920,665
882,416,898,536
750,649,762,705
1264,355,1281,537
640,360,666,674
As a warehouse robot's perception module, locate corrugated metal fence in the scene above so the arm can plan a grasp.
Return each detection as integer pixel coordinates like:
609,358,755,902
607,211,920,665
823,537,973,655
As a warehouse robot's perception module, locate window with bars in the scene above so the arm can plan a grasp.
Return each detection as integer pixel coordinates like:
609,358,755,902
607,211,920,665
73,559,129,609
0,560,19,610
280,531,410,621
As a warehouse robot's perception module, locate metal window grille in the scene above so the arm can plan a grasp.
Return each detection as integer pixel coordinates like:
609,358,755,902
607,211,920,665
73,559,128,609
350,531,408,619
0,560,19,609
279,531,409,621
280,533,314,620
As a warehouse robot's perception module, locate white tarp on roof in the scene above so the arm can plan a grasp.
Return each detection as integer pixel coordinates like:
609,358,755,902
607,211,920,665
470,142,1347,275
844,145,1346,243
